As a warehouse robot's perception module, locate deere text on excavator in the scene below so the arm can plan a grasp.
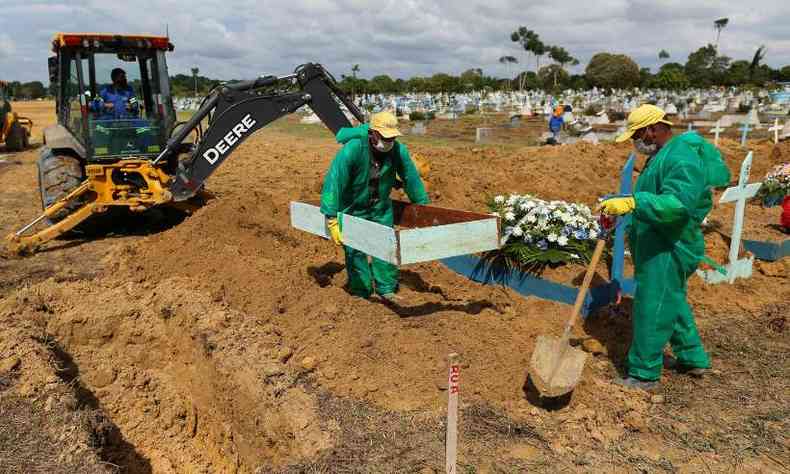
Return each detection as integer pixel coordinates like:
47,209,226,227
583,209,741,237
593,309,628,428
6,33,365,254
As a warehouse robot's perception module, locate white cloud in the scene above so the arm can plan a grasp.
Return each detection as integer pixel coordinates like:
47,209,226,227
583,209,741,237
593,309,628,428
0,34,16,59
0,0,788,82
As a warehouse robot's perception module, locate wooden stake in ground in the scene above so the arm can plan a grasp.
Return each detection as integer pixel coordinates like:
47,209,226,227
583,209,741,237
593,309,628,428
446,353,460,474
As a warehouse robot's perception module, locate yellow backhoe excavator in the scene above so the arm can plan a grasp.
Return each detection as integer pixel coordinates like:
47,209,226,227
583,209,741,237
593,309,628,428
6,33,427,254
0,80,33,151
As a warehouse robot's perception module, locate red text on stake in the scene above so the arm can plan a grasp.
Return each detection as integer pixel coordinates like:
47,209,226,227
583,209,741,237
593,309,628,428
449,365,460,394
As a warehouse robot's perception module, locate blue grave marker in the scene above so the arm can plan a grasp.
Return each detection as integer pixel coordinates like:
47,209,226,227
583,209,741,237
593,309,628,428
612,153,636,296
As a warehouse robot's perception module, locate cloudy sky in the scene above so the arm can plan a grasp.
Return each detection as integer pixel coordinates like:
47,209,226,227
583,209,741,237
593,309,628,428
2,0,789,83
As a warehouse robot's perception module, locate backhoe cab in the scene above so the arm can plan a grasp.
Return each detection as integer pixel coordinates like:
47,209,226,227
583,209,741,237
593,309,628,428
6,32,365,254
47,33,176,163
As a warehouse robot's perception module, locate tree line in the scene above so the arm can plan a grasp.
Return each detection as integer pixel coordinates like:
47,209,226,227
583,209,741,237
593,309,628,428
3,74,222,99
330,48,790,96
332,24,790,94
2,81,48,100
5,26,790,99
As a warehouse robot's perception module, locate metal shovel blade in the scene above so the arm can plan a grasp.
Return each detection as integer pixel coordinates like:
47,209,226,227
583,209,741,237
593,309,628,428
530,335,588,398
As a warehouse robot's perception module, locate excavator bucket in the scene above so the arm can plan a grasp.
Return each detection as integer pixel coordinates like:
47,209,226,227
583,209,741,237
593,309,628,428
5,160,173,254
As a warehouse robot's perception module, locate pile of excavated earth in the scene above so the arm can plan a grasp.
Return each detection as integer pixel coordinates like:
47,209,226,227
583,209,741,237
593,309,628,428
1,102,788,473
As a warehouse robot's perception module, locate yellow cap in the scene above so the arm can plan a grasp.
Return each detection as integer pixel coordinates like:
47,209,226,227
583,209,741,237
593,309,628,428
616,104,674,142
369,111,402,139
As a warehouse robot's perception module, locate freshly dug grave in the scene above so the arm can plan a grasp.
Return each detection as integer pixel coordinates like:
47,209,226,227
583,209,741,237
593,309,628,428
1,103,788,472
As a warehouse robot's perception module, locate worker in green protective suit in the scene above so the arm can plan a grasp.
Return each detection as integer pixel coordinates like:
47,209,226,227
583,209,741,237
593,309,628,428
320,111,429,303
600,104,731,390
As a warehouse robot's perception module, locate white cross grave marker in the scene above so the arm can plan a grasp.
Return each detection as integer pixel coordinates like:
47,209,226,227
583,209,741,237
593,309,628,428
697,152,761,284
739,122,751,147
768,118,784,145
710,120,726,147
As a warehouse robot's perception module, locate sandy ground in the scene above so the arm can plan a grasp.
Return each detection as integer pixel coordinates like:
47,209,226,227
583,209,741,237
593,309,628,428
1,101,788,473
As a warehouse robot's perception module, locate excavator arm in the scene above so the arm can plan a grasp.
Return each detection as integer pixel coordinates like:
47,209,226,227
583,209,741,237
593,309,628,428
6,63,365,254
156,63,365,201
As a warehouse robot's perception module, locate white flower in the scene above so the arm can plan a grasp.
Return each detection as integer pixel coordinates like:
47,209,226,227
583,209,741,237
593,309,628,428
526,213,537,223
558,235,569,246
589,230,598,239
507,195,519,205
512,226,524,237
494,195,505,204
547,233,558,242
504,211,516,221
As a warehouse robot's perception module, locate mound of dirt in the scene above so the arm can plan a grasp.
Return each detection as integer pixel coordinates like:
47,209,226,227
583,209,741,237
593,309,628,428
0,298,120,473
2,105,789,472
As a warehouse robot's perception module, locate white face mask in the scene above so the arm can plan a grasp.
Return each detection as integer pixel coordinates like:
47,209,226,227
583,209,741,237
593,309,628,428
373,136,395,153
634,138,657,156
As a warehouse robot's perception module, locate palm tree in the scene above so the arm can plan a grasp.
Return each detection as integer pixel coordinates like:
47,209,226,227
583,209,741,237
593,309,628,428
351,64,360,98
191,67,199,97
511,27,539,89
658,50,670,62
499,55,518,89
524,33,546,72
548,46,579,86
748,45,766,83
714,18,729,51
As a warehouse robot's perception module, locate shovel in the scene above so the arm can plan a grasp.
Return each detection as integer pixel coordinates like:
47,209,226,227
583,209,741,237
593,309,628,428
529,236,607,398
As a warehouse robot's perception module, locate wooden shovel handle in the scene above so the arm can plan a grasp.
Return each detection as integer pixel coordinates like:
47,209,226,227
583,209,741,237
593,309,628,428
564,238,607,336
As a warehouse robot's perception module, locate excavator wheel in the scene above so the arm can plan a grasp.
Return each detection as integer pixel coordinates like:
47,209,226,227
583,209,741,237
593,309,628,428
5,120,28,151
37,150,84,222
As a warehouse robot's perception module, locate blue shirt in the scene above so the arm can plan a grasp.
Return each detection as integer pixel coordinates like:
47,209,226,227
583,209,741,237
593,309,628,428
92,84,138,120
549,115,564,132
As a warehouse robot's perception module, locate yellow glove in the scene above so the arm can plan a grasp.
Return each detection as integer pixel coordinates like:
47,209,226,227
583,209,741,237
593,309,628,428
598,196,636,216
327,218,342,245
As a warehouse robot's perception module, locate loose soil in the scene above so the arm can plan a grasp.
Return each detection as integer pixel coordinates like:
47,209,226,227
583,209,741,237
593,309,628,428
1,102,788,473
